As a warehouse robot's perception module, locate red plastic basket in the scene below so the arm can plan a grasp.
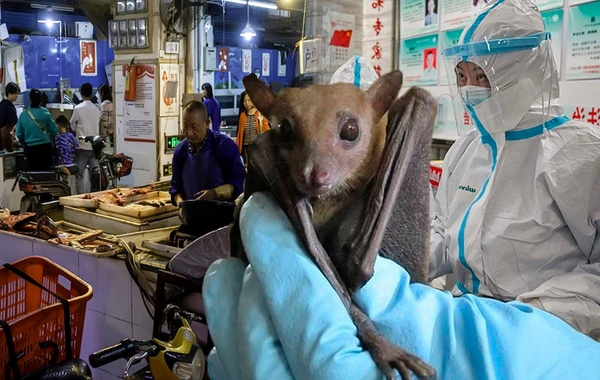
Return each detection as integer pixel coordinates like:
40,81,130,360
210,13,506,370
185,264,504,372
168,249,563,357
0,256,93,378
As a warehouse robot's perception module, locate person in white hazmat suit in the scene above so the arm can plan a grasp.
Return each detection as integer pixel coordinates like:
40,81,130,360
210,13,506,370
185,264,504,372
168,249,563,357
432,0,600,339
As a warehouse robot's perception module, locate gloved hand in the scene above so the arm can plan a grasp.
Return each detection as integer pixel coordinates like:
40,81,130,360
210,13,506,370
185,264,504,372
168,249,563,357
203,193,600,380
196,189,217,201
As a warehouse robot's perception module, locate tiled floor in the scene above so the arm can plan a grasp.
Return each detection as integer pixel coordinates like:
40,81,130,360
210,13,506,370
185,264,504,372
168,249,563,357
1,239,156,378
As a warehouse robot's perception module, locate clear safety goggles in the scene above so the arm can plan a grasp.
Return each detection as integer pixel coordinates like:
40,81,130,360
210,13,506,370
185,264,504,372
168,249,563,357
441,32,551,136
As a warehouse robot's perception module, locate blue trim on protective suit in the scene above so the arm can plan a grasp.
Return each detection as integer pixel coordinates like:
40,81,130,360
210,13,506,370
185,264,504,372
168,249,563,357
444,32,551,58
457,104,498,294
456,281,470,295
505,115,569,141
353,55,361,88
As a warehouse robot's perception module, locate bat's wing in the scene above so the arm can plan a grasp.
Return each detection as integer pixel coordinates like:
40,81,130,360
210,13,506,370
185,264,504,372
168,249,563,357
232,84,438,380
327,86,437,292
322,87,438,380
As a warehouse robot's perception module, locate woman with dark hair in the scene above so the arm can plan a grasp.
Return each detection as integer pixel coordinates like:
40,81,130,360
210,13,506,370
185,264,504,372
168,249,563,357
236,91,269,163
98,83,114,139
201,82,222,133
15,89,58,171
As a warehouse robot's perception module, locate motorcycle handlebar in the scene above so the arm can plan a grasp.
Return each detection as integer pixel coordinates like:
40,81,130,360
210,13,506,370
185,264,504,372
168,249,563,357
88,339,140,368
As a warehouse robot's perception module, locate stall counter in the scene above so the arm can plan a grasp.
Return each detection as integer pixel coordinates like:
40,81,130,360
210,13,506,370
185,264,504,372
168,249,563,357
0,226,169,380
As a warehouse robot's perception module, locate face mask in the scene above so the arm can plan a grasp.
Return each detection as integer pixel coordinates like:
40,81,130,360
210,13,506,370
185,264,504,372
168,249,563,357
95,91,101,101
460,85,491,107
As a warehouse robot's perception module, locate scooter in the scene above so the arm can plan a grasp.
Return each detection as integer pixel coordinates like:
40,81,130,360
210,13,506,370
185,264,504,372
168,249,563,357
79,135,133,191
89,305,206,380
11,162,78,214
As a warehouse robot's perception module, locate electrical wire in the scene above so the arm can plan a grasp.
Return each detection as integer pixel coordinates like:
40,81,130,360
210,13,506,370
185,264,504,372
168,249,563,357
117,237,157,318
292,0,308,59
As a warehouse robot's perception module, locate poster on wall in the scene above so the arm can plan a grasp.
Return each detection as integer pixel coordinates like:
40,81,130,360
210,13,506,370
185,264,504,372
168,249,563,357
262,52,270,76
219,48,229,71
159,64,180,116
123,64,156,143
214,71,229,89
533,0,563,12
566,2,600,80
80,40,97,76
400,0,439,38
242,49,252,73
439,28,464,85
2,45,27,92
541,9,563,75
400,34,439,86
440,0,476,31
329,12,357,66
569,0,595,7
278,51,286,77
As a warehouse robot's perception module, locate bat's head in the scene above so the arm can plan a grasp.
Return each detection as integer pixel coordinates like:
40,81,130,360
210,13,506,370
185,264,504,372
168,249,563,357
243,71,403,198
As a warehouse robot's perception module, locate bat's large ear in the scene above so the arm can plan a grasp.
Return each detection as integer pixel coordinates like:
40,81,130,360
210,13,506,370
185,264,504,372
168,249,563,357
243,74,276,118
366,70,403,120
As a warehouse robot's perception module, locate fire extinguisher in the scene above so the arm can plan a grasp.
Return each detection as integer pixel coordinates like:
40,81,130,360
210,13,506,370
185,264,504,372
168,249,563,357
124,58,137,101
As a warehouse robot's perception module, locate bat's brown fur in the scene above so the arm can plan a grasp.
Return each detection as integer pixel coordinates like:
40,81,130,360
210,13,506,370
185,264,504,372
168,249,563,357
230,71,438,380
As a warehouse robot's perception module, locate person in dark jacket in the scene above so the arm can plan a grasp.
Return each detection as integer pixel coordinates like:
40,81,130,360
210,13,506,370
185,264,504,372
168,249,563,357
169,100,245,207
0,82,20,152
201,83,222,133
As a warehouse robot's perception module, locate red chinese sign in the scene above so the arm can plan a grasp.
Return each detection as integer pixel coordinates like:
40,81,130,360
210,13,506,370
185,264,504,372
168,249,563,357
430,164,443,191
373,18,383,36
572,106,600,126
372,42,382,60
373,65,382,77
372,0,384,11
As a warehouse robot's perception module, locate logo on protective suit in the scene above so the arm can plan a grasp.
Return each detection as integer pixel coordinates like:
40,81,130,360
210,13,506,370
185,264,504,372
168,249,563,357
458,185,477,193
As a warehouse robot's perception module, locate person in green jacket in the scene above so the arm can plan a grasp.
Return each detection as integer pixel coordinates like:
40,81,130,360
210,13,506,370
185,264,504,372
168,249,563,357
16,89,58,171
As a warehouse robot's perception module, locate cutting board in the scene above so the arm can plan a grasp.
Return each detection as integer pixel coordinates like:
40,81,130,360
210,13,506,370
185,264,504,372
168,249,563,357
59,188,125,209
97,191,177,219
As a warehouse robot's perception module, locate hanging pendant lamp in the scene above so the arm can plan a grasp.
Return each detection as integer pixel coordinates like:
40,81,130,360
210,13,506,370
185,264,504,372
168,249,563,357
240,1,256,40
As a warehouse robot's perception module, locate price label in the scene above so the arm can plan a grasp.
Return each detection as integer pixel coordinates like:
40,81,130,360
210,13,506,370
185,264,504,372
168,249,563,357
163,163,173,177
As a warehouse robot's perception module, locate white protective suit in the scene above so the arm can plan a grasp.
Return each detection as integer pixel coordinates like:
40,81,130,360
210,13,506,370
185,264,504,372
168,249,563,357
432,0,600,339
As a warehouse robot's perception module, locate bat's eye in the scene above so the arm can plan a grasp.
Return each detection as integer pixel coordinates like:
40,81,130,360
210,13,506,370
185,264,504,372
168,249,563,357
340,119,359,142
278,118,294,142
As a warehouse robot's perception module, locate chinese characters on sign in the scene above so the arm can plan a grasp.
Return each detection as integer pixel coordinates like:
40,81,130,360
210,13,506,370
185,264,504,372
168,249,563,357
363,0,393,76
373,18,383,36
566,2,600,80
372,42,382,60
300,38,323,74
123,64,156,143
262,52,270,77
571,106,600,125
242,49,252,73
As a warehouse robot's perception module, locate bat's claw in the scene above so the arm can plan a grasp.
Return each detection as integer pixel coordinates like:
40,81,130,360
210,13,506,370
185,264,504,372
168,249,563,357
372,341,437,380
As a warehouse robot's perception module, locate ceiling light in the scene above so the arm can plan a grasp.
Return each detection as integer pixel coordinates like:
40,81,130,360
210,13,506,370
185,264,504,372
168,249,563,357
31,4,74,12
240,23,257,40
225,0,277,10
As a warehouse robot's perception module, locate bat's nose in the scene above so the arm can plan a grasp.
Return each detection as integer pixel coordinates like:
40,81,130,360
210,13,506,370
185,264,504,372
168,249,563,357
310,167,331,189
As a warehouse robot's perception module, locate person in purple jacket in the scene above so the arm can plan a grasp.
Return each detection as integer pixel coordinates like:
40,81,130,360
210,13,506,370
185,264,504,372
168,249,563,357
201,83,222,133
170,100,245,207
